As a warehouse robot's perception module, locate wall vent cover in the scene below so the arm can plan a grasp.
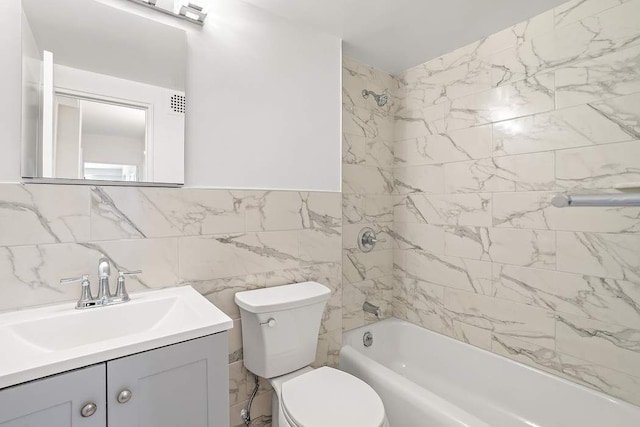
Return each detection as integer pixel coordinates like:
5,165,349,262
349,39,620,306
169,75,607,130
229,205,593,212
170,94,186,114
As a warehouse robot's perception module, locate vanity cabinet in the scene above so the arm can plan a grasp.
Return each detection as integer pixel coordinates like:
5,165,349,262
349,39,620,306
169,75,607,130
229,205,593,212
0,333,228,427
107,333,228,427
0,364,106,427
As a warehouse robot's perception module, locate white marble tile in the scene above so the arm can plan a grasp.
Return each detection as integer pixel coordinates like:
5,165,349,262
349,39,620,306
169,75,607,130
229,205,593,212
342,134,367,165
493,264,640,329
411,279,451,335
399,10,552,83
245,191,304,232
365,137,394,169
0,243,99,311
394,165,445,195
342,165,393,195
444,288,556,348
556,313,640,378
300,229,342,264
0,184,89,246
392,222,446,254
0,238,179,311
555,45,640,108
448,320,493,351
228,361,248,406
447,74,555,130
487,228,556,269
343,249,393,284
397,60,492,111
493,191,640,232
554,0,633,28
191,274,266,320
90,238,180,290
245,191,341,233
444,227,556,268
343,105,394,140
557,231,640,281
396,249,492,294
343,194,393,224
314,329,342,368
394,105,446,141
344,134,394,168
444,226,491,261
556,140,640,190
589,92,640,139
394,194,492,227
492,100,639,156
492,0,640,87
179,232,302,281
491,334,640,406
90,187,245,240
444,152,555,193
394,125,492,166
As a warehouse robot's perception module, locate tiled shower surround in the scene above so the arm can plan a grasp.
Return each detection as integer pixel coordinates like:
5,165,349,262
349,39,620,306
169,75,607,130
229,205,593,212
386,0,640,407
0,185,342,426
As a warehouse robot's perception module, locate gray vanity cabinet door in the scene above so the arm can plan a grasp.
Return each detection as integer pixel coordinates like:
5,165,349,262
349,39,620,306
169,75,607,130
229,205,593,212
0,364,106,427
107,333,229,427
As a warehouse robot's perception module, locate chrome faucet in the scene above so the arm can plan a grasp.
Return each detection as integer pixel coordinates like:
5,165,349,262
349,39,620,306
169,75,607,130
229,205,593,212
363,301,382,319
97,257,112,300
60,257,141,310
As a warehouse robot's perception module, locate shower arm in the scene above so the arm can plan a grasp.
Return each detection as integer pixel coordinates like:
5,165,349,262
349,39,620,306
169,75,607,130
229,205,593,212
362,89,389,107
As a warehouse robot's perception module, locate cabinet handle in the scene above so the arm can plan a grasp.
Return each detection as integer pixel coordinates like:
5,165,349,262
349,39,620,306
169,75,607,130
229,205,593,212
117,389,133,404
80,402,97,417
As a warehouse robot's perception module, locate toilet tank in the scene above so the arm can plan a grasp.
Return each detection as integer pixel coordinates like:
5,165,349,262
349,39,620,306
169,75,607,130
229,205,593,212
235,282,331,378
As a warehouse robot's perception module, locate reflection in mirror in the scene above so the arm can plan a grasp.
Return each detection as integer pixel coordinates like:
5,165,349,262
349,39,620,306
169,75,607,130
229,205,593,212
53,96,146,182
21,0,186,185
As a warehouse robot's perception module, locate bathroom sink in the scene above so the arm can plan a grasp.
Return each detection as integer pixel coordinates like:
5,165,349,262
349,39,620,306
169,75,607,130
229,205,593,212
0,286,232,389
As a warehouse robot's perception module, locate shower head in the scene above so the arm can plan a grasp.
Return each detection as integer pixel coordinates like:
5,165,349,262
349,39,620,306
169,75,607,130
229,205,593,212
362,89,389,107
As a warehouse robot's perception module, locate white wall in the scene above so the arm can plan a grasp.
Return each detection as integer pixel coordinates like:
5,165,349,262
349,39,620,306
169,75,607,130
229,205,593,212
0,0,23,182
1,0,342,191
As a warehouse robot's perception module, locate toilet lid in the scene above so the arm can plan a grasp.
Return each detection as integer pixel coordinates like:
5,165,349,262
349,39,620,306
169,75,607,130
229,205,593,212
281,367,385,427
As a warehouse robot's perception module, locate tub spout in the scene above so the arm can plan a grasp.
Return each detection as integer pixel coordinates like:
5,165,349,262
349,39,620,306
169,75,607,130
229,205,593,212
363,301,382,319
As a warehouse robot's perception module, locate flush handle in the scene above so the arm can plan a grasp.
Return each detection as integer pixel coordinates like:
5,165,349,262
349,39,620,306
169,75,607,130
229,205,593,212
117,389,132,404
261,318,276,327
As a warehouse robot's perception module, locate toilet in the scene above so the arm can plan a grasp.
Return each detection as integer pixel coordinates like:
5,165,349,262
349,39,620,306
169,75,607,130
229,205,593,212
235,282,389,427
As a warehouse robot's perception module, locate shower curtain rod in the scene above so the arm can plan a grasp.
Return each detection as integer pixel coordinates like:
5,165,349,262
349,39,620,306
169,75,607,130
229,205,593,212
551,193,640,208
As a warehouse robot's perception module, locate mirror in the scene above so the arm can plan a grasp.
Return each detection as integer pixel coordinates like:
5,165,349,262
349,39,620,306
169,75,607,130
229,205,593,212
21,0,187,185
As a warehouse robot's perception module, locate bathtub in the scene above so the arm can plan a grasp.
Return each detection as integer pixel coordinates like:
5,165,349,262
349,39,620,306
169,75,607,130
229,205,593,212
340,318,640,427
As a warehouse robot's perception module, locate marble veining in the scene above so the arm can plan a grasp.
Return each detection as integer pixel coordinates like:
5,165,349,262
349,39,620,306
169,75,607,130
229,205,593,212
392,0,640,407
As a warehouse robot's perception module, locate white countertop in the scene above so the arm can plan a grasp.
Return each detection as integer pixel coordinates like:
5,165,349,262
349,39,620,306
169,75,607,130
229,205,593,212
0,286,233,389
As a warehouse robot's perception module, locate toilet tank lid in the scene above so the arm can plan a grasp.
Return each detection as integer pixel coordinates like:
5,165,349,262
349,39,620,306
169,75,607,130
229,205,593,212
235,282,331,314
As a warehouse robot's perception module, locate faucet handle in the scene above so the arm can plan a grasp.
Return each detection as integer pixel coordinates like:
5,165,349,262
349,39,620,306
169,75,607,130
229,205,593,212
119,270,142,277
114,270,142,302
60,274,90,285
60,275,94,309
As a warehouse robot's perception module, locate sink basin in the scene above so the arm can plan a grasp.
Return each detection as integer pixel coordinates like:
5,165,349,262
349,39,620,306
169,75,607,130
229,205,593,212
0,286,233,389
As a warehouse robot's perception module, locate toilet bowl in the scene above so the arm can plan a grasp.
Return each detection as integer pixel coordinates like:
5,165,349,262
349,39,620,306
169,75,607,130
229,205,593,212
270,366,388,427
235,282,389,427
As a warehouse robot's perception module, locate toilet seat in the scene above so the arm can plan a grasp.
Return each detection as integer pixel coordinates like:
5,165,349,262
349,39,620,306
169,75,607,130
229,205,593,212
281,367,386,427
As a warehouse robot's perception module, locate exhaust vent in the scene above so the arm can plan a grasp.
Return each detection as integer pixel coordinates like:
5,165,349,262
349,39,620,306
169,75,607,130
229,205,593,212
170,94,186,114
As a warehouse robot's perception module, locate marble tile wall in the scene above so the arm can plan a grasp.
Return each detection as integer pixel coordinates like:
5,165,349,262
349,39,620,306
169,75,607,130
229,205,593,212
0,184,342,426
392,0,640,406
342,57,397,331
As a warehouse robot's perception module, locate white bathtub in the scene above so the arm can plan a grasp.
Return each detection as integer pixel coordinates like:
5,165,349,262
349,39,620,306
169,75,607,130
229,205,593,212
340,318,640,427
